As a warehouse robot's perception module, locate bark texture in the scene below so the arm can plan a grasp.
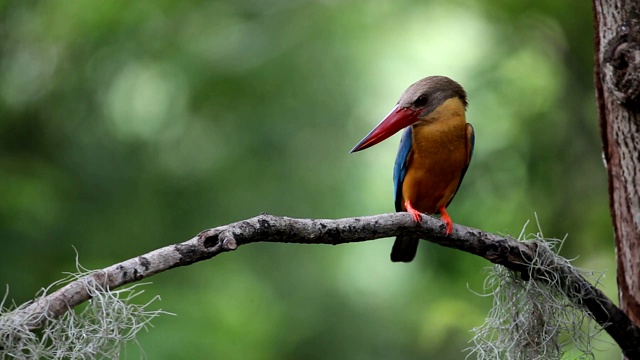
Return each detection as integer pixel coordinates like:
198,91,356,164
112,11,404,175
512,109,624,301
593,0,640,341
5,213,640,357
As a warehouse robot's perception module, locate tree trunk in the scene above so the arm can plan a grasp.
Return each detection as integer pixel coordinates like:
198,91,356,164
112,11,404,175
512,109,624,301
593,1,640,356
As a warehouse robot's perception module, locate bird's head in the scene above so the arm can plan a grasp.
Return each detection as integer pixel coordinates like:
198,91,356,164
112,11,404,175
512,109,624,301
350,76,467,153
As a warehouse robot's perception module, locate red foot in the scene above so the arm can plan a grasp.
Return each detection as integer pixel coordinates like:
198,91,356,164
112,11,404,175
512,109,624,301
404,200,423,222
439,206,453,235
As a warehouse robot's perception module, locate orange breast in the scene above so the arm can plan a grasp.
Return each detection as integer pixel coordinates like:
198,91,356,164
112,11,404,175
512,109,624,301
401,113,469,214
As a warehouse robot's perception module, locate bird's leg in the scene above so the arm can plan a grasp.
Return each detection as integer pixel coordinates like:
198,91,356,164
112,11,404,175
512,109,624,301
404,200,423,223
439,206,453,235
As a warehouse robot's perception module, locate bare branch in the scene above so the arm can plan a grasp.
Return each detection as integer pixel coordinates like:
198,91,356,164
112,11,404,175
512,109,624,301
7,212,640,357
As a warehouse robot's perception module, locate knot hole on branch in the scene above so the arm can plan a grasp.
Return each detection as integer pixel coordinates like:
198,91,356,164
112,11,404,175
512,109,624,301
202,230,237,251
604,22,640,110
200,230,219,249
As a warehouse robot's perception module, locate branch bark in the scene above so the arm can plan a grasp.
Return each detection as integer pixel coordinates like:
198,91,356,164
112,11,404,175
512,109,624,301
7,213,640,357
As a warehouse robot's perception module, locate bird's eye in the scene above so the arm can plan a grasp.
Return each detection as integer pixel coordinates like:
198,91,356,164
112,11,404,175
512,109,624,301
413,96,428,107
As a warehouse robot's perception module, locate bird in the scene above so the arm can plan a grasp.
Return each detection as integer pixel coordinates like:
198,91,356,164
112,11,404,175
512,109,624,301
350,76,474,262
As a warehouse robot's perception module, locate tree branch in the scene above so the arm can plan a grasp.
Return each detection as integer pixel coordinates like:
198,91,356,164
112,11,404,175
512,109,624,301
9,213,640,357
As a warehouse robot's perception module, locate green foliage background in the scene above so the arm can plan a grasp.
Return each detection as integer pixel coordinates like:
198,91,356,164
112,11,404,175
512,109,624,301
0,0,618,358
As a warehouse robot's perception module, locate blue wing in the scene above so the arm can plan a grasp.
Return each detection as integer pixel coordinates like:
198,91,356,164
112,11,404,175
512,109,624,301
393,127,413,212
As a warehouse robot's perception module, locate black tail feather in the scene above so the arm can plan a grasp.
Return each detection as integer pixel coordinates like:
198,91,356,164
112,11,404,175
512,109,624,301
390,235,419,262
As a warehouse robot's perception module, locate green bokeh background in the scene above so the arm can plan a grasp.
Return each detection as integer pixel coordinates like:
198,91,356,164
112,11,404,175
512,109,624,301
0,0,619,358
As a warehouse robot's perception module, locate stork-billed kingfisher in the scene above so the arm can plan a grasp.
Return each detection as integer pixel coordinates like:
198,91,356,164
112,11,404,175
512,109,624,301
350,76,474,263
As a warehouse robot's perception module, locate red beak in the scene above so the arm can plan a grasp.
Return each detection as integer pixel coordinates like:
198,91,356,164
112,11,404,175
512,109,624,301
350,106,418,153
